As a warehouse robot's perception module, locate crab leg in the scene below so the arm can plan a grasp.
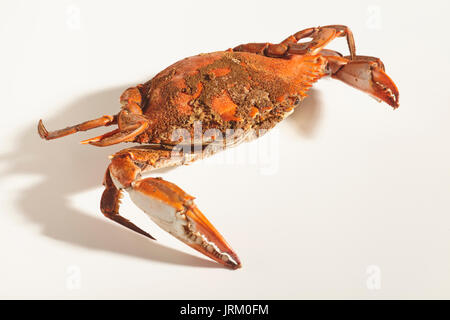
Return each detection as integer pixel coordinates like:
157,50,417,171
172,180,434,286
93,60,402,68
38,115,116,140
233,27,399,108
234,25,356,59
320,50,386,71
281,25,356,59
80,87,153,146
39,86,151,147
101,146,242,269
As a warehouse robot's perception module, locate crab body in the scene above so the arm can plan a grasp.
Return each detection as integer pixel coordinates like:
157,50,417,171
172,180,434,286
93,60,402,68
38,26,399,269
137,51,327,145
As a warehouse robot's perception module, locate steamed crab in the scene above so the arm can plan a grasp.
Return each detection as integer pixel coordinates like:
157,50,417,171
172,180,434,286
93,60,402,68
38,25,399,269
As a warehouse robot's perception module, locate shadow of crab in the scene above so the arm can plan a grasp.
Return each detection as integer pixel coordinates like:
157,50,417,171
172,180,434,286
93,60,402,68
0,85,221,269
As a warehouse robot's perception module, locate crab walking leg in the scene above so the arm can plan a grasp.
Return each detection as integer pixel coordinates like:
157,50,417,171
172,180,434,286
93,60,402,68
38,115,115,140
101,146,242,269
82,87,152,146
81,112,149,146
281,25,356,59
233,25,355,59
318,25,356,59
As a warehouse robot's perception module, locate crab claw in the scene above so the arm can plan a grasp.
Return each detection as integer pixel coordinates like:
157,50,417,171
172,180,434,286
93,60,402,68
127,177,241,269
331,60,399,108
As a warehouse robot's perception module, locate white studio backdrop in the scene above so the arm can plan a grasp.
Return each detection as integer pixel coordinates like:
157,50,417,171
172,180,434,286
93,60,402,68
0,0,449,299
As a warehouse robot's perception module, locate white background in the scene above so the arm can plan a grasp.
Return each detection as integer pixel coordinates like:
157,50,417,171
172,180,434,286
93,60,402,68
1,0,449,299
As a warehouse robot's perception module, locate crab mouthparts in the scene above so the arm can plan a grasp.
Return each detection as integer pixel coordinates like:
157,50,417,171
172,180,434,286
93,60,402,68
127,178,241,269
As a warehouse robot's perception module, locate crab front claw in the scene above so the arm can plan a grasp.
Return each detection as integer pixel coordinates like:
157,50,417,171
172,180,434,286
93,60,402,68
369,66,399,108
327,56,399,109
128,177,242,269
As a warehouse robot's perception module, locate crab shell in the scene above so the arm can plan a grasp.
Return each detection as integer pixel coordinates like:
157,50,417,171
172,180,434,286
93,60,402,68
134,51,326,145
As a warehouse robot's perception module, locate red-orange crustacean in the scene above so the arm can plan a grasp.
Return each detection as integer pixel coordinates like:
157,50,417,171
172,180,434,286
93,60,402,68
38,26,399,269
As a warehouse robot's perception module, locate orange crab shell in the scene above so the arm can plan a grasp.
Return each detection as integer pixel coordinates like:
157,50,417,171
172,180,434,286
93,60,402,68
134,51,327,144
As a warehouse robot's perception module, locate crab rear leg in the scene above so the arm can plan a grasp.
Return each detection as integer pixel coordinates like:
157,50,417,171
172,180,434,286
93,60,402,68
233,27,399,108
102,146,242,269
233,25,356,59
81,112,149,146
38,115,116,140
38,86,151,147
